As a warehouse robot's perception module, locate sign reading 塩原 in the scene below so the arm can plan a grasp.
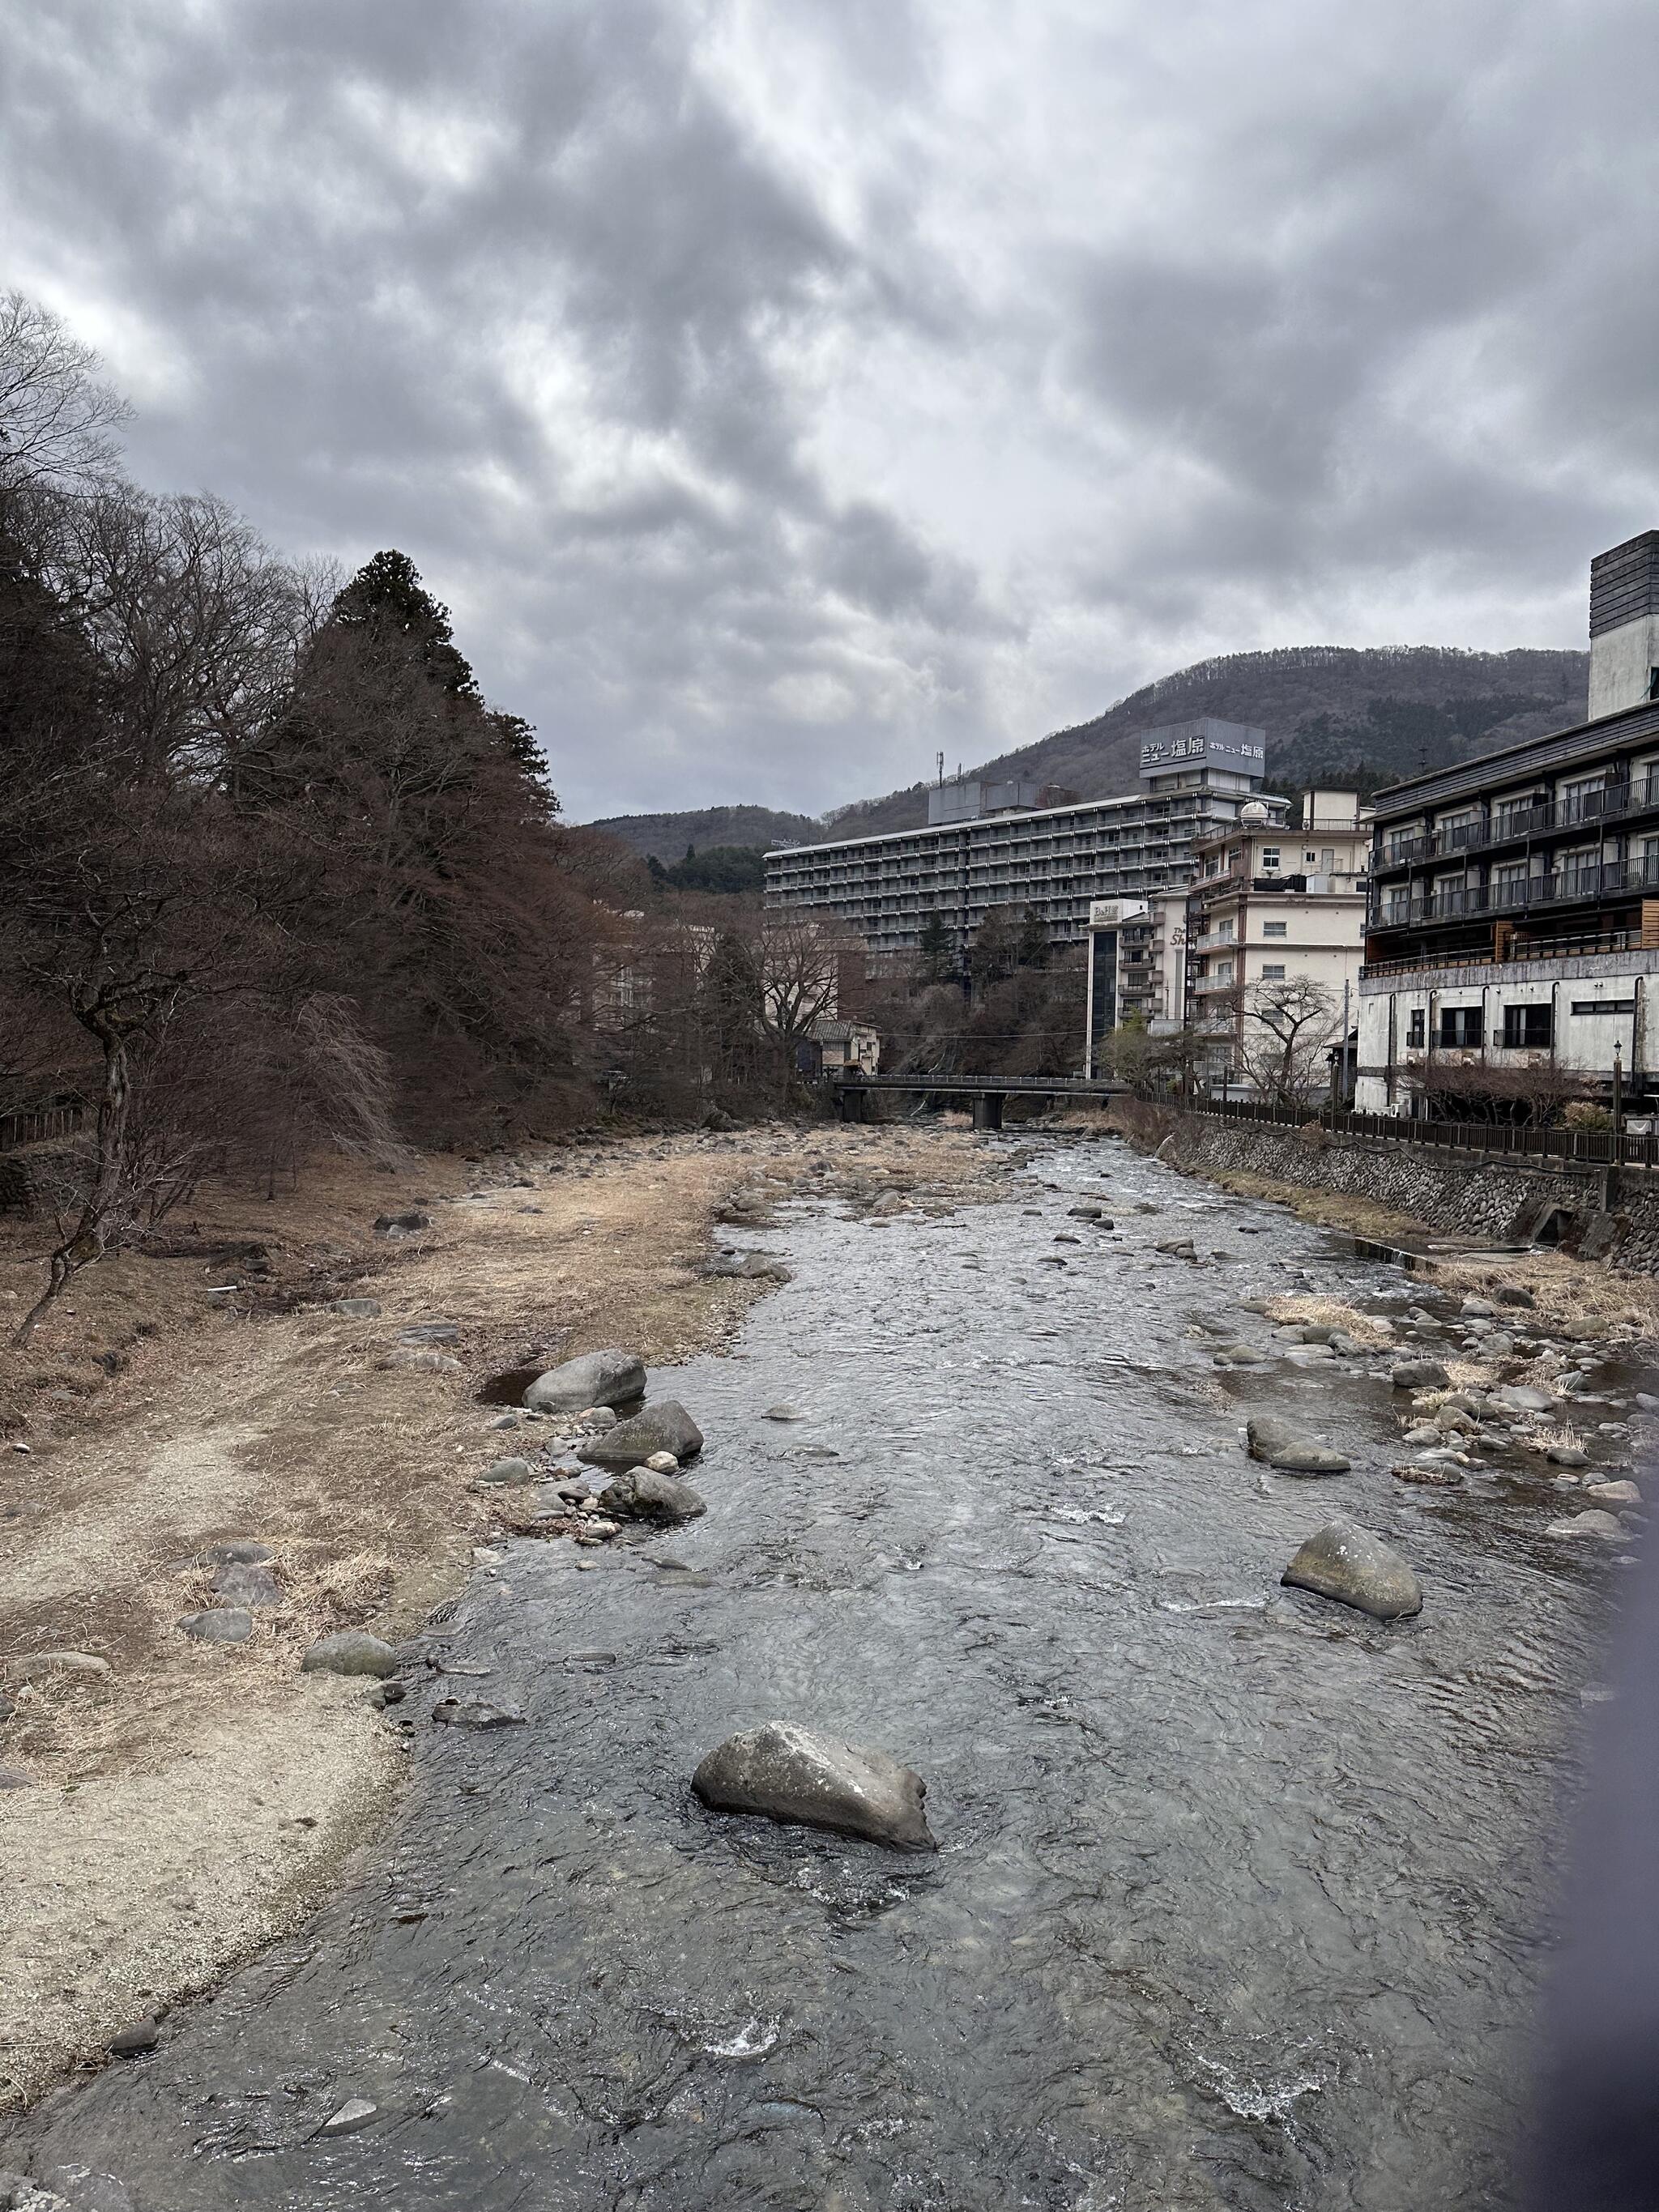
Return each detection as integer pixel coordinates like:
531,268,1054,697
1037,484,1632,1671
1136,718,1268,780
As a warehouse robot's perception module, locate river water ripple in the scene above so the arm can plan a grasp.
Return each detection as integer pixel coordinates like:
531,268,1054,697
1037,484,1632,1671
7,1134,1631,2209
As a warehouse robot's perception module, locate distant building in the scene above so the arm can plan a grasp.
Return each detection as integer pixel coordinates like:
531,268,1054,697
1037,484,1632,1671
766,720,1286,959
810,1018,881,1077
1083,791,1370,1088
1358,531,1659,1114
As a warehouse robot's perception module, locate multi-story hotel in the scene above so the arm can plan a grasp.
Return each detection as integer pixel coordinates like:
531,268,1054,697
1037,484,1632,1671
1357,531,1659,1114
763,720,1285,957
1083,792,1370,1083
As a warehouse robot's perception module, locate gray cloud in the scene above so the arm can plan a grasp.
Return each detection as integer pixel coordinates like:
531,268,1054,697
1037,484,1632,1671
3,0,1657,816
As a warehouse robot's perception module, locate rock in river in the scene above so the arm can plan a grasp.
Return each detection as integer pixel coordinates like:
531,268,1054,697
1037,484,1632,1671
1390,1359,1450,1391
579,1400,704,1468
1245,1417,1350,1475
523,1349,645,1414
1282,1517,1422,1621
693,1720,936,1850
600,1468,706,1523
1546,1511,1626,1541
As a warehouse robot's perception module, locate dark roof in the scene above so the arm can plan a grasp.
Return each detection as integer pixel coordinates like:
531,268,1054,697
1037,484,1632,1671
1367,695,1659,822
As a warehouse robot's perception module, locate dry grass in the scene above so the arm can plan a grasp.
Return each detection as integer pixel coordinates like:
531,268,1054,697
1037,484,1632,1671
1258,1294,1394,1347
0,1119,1000,2113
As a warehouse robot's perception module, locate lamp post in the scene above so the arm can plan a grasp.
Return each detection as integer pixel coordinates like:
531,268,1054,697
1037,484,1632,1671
1613,1040,1623,1149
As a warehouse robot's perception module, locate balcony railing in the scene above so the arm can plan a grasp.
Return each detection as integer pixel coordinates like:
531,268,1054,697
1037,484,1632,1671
1360,927,1640,979
1369,855,1659,931
1375,778,1659,871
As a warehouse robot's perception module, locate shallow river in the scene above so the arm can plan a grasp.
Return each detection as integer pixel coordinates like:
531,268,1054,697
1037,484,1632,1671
8,1134,1631,2209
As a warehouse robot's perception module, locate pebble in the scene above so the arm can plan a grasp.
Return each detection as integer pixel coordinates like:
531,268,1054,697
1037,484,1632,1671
9,1651,111,1682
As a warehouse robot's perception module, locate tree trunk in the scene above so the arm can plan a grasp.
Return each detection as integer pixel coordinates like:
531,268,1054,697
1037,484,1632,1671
12,1024,130,1347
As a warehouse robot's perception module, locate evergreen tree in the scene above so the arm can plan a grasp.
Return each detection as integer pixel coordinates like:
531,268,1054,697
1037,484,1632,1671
918,910,951,982
331,549,480,700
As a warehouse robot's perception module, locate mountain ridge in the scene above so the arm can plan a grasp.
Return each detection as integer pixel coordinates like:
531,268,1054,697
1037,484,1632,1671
585,642,1590,855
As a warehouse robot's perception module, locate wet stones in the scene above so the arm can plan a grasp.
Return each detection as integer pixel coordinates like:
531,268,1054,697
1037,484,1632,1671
1587,1479,1642,1507
1545,1511,1627,1541
302,1630,398,1678
316,2098,380,2138
762,1403,806,1421
1245,1417,1350,1476
1392,1461,1464,1487
693,1720,936,1850
522,1349,646,1415
1282,1518,1422,1621
599,1468,706,1523
579,1400,704,1468
433,1698,526,1729
1390,1360,1450,1391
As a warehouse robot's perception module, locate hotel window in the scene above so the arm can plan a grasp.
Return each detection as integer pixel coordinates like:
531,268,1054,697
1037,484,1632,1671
1260,963,1286,980
1406,1008,1426,1047
1560,775,1610,823
1260,847,1281,871
1438,1006,1482,1047
1502,1004,1554,1049
1572,998,1638,1016
1262,921,1288,938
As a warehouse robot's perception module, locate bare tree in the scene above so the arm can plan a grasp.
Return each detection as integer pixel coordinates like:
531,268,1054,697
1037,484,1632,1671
1233,977,1340,1110
754,914,847,1095
0,291,131,492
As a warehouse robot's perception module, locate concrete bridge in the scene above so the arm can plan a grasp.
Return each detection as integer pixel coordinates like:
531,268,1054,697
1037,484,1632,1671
834,1072,1124,1130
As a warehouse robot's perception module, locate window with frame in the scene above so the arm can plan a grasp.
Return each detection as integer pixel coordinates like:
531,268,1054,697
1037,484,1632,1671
1501,1003,1553,1048
1439,1006,1482,1048
1260,847,1281,870
1571,998,1637,1016
1260,962,1286,980
1262,920,1288,938
1406,1008,1426,1048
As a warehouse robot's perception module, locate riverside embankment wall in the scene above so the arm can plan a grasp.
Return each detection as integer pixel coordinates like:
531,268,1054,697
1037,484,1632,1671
1163,1114,1659,1272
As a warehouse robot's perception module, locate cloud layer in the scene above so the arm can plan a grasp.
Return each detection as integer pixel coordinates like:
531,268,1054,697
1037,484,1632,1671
5,0,1657,816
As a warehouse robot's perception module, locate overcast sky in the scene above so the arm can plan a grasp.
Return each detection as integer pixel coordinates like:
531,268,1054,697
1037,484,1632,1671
6,1,1657,820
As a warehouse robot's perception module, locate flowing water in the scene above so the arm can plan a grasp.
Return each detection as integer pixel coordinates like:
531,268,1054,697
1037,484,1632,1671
7,1134,1631,2210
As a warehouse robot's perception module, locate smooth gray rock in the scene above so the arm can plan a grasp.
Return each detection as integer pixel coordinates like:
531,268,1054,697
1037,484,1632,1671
373,1210,430,1236
1587,1479,1643,1507
600,1468,706,1523
1390,1359,1450,1390
579,1400,704,1468
107,2016,160,2056
1546,1511,1626,1541
0,1767,31,1789
331,1298,382,1318
1245,1417,1351,1476
8,1651,110,1683
478,1455,535,1486
301,1630,398,1678
523,1350,645,1414
204,1540,272,1566
1494,1384,1559,1415
211,1563,281,1608
178,1608,253,1643
1282,1517,1422,1621
693,1720,936,1850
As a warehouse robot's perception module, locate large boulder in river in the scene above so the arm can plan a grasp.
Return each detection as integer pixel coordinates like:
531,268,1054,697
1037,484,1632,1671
523,1349,645,1414
692,1721,936,1850
1245,1417,1350,1475
1390,1359,1450,1390
600,1468,706,1523
579,1400,703,1468
1282,1518,1422,1621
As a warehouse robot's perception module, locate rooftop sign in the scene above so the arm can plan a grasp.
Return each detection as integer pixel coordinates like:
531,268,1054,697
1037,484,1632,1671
1137,718,1267,780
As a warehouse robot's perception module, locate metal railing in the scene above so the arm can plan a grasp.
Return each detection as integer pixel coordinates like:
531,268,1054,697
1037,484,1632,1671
1358,927,1641,978
1192,1093,1659,1168
1376,779,1659,870
1369,855,1659,930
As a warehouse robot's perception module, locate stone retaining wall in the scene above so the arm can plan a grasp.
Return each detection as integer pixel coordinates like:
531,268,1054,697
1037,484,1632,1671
1166,1115,1603,1247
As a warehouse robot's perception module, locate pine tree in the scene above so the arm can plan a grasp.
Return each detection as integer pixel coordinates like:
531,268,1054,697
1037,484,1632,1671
331,549,480,700
918,910,951,982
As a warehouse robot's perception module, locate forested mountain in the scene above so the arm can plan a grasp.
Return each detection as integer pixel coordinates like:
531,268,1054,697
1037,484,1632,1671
589,803,822,862
819,645,1589,839
593,643,1590,851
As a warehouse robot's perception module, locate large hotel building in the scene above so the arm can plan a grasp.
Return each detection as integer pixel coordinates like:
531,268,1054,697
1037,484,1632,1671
1357,531,1659,1114
763,720,1287,960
